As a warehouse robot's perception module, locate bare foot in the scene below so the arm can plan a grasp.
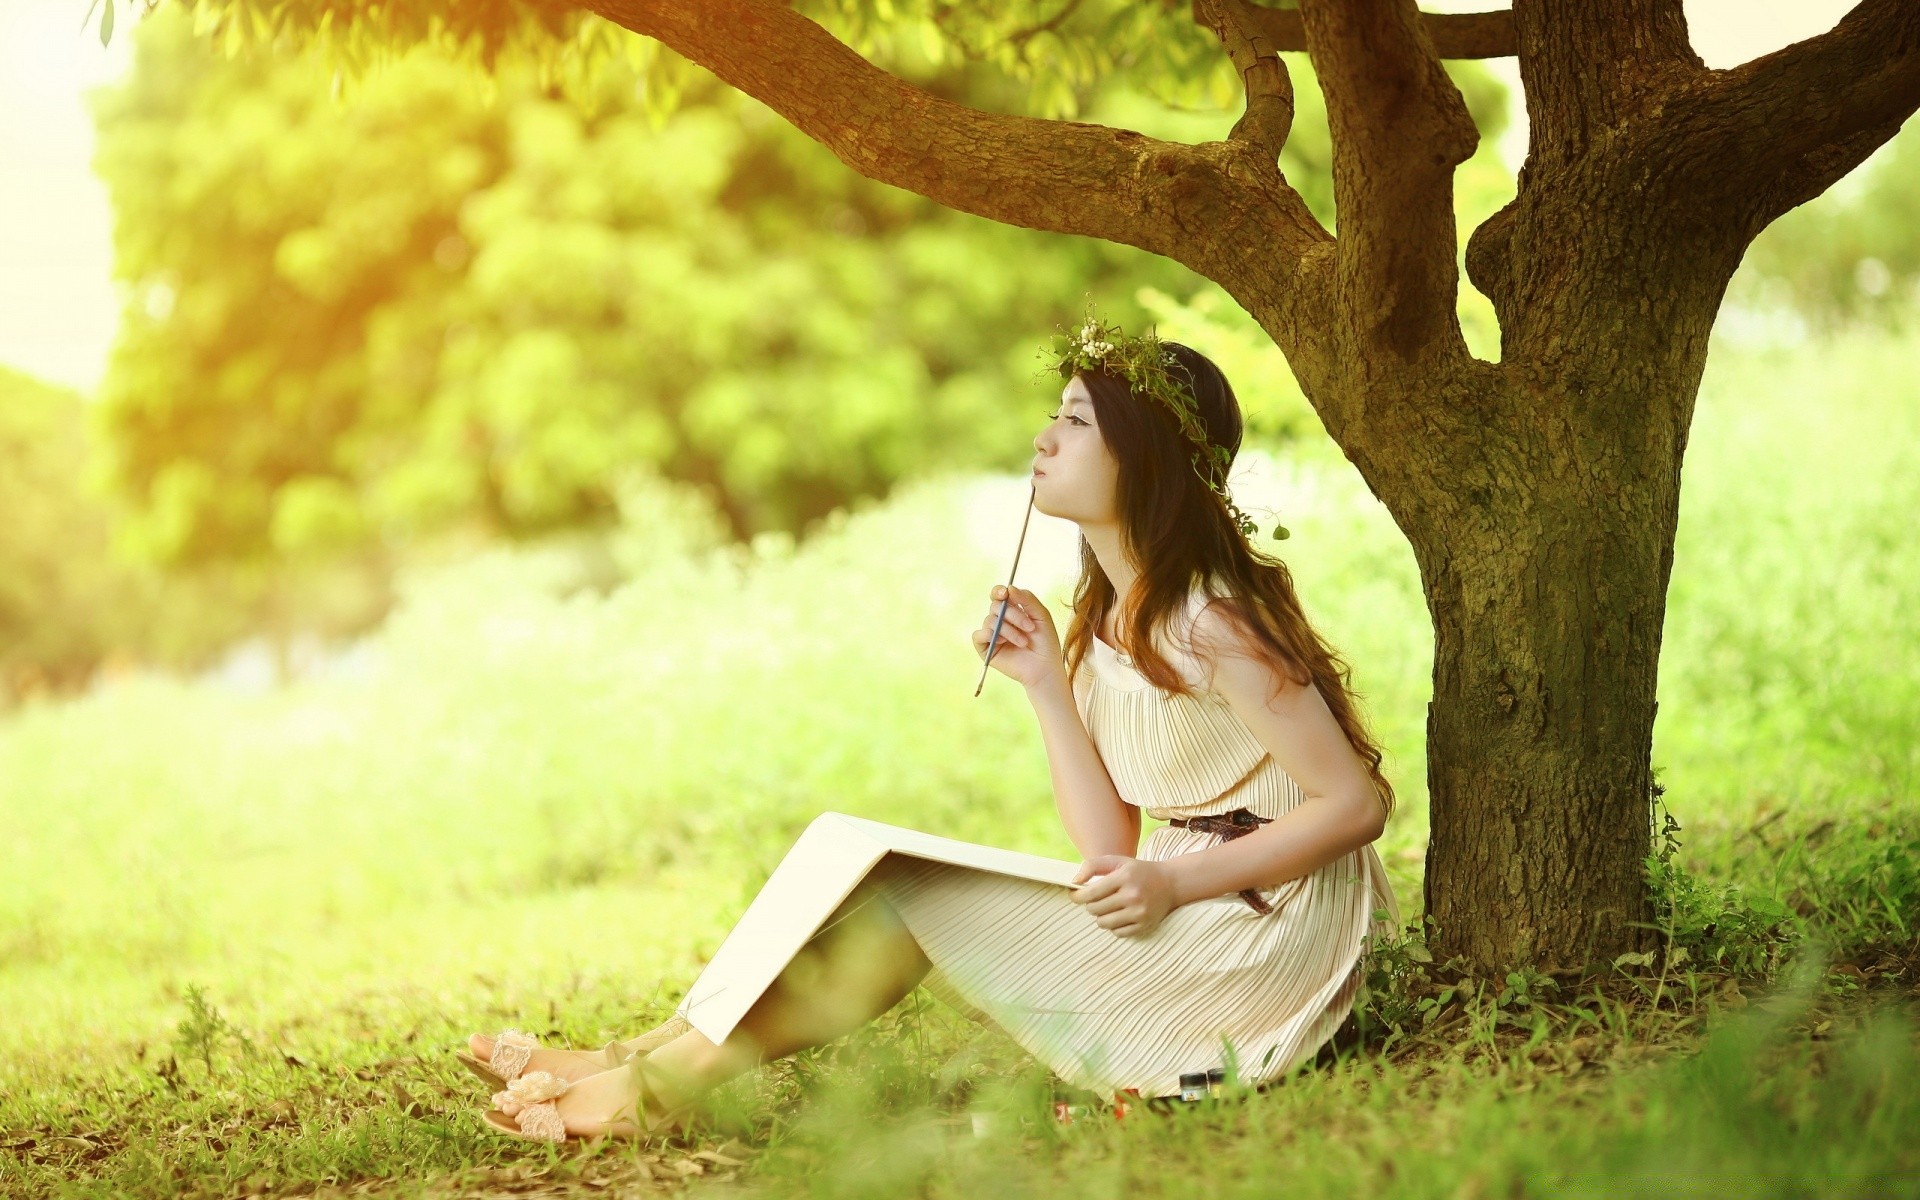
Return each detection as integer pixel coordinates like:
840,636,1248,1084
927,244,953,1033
542,1060,688,1138
622,1014,693,1057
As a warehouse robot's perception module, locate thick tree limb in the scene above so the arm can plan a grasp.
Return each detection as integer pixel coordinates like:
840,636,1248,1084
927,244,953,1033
1298,0,1478,367
1512,0,1701,157
1240,6,1516,59
582,0,1331,307
1679,0,1920,222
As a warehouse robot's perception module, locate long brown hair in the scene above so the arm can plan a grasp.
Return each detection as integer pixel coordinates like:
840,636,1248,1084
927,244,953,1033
1058,341,1397,821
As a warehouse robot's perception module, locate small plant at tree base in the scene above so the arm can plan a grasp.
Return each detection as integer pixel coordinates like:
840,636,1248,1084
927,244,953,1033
1350,912,1470,1049
1495,966,1559,1011
1642,776,1797,981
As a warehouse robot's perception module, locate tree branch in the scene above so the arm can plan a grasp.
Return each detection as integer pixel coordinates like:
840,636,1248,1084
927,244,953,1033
1191,0,1295,159
580,0,1332,311
1240,5,1516,59
1679,0,1920,221
1512,0,1701,159
1297,0,1479,366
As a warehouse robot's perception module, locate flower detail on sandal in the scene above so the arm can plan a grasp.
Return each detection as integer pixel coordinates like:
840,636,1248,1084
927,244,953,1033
485,1029,540,1081
490,1070,570,1142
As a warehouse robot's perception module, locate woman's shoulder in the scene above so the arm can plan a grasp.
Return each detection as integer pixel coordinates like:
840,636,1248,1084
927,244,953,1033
1177,575,1235,645
1140,577,1232,693
1175,577,1265,688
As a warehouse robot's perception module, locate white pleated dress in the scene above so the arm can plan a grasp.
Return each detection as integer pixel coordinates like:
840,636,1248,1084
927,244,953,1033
678,580,1401,1101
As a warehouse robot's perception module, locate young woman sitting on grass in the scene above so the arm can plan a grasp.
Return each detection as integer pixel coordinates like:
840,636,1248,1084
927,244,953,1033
458,317,1400,1142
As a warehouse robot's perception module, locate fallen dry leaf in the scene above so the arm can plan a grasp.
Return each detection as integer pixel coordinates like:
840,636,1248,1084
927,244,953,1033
692,1148,747,1168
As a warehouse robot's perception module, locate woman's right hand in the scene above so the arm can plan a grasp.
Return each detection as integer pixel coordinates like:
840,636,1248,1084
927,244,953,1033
972,585,1063,691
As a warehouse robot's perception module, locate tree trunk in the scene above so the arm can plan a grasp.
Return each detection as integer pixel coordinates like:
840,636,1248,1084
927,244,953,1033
1412,461,1675,973
1299,264,1723,972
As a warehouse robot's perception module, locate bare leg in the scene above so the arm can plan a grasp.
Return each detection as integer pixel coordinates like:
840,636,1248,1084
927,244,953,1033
477,876,942,1136
467,878,932,1095
639,878,932,1110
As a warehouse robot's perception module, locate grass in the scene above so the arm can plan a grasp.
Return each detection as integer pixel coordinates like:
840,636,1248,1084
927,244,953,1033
3,320,1919,1196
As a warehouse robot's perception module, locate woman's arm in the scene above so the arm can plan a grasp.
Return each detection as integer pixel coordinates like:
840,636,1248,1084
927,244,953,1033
1072,598,1386,937
974,584,1139,861
1159,598,1387,905
1025,672,1140,860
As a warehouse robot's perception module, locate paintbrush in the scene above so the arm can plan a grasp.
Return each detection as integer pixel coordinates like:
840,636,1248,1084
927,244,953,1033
975,482,1101,898
973,480,1039,697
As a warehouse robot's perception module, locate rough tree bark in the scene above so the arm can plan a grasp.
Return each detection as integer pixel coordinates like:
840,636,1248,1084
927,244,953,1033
584,0,1920,972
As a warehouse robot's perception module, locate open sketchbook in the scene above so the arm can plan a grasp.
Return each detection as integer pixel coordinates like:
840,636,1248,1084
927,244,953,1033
677,812,1082,1044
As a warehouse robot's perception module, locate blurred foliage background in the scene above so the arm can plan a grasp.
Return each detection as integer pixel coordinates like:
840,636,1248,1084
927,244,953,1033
0,0,1910,705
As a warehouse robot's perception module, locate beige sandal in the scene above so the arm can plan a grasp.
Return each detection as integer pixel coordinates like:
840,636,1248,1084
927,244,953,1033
482,1069,584,1142
623,1013,694,1056
480,1059,685,1143
456,1016,692,1090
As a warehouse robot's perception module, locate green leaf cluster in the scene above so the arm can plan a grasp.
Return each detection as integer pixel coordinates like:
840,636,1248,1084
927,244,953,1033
0,366,273,696
1641,781,1798,979
0,368,133,685
132,0,1235,125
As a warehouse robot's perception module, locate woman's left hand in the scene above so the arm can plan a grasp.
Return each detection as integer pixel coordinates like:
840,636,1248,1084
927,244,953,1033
1070,855,1177,938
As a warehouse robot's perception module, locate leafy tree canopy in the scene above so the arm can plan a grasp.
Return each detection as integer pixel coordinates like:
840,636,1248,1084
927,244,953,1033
89,2,1509,568
113,1,1253,121
0,365,292,696
90,7,1179,565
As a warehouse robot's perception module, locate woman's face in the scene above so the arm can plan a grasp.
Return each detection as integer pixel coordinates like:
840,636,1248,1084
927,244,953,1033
1031,374,1119,525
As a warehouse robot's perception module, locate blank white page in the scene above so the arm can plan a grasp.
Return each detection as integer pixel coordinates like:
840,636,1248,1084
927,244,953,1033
678,813,1080,1043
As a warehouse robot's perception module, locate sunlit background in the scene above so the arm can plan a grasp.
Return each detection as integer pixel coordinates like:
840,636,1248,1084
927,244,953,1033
3,3,1917,1192
0,0,1889,699
0,0,1862,395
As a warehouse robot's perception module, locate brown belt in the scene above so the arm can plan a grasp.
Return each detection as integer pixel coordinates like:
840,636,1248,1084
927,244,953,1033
1165,808,1275,915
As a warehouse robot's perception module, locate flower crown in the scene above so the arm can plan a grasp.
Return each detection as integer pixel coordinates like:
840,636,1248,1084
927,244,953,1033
1037,309,1289,541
